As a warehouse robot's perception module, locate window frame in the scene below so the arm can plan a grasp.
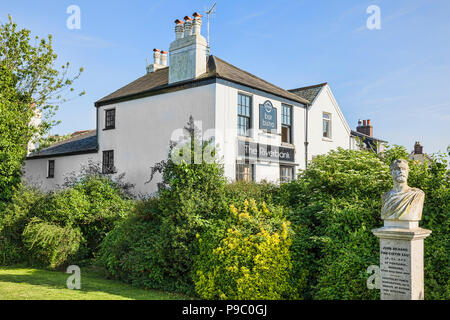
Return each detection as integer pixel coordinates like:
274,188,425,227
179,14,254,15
102,150,115,174
47,160,55,179
281,104,293,144
237,93,252,137
104,108,116,130
236,161,255,182
280,165,294,183
322,112,332,139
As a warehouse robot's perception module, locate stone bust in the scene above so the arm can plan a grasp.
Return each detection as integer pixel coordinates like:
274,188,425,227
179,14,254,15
381,159,425,221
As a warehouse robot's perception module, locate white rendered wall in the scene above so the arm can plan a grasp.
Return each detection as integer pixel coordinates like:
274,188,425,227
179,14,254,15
307,85,351,162
98,84,216,196
214,82,306,184
23,153,99,192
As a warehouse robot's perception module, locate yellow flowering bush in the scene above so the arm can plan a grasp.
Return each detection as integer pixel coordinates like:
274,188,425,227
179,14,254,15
194,200,295,300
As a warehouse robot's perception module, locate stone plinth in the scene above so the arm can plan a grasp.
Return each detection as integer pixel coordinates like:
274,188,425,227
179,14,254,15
372,221,431,300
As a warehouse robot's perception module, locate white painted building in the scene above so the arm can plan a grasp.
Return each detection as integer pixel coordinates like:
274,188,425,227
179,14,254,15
24,12,381,197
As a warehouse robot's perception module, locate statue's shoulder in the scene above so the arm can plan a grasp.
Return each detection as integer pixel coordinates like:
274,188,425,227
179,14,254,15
381,190,392,202
410,187,425,197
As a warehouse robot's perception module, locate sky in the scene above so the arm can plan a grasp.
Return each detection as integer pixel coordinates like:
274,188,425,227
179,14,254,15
1,0,449,155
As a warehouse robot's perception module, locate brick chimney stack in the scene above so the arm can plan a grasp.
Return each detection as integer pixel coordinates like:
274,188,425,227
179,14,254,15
414,142,423,155
356,119,373,137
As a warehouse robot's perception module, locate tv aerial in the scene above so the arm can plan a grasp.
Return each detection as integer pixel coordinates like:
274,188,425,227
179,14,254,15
205,1,216,55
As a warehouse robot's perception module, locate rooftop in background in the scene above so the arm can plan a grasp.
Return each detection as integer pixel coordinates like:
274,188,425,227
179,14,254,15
27,130,97,159
288,82,328,104
95,55,310,107
408,142,433,164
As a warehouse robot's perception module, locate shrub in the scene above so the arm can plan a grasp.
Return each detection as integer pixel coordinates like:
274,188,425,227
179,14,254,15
146,117,229,294
224,180,278,206
97,199,170,290
22,218,82,268
280,148,391,299
194,200,295,300
280,147,449,300
0,172,134,267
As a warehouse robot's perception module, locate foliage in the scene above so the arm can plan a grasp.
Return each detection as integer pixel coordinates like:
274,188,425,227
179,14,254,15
0,172,134,268
279,148,391,299
145,117,229,294
194,200,295,300
97,199,170,291
36,133,72,151
279,146,449,300
22,218,82,268
224,180,278,206
0,15,84,203
407,153,450,299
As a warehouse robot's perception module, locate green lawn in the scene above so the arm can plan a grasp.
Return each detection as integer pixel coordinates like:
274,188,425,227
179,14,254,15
0,266,191,300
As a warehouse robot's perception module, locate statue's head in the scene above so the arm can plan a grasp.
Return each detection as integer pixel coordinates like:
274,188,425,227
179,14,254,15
390,159,409,184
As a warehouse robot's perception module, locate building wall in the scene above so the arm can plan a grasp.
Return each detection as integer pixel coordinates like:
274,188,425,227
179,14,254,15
23,153,99,192
307,85,351,162
97,83,216,196
214,81,306,184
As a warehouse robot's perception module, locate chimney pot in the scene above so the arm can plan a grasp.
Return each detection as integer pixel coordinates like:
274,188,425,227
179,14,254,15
192,12,202,35
367,119,371,126
153,49,161,65
175,20,185,39
161,50,168,66
363,120,367,126
184,16,193,37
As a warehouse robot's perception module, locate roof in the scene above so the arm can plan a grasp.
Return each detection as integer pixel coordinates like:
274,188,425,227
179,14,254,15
27,130,98,159
95,55,310,107
288,82,328,103
408,152,433,164
351,130,387,143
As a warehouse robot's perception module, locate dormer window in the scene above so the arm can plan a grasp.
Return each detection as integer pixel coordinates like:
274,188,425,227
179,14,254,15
105,109,115,130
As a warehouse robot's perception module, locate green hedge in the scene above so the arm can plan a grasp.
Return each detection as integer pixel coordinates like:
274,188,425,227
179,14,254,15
0,173,134,268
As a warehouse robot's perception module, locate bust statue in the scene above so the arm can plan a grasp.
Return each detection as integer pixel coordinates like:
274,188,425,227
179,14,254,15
381,159,425,221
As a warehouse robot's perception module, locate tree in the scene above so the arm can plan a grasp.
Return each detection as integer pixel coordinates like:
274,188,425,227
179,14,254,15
0,15,84,203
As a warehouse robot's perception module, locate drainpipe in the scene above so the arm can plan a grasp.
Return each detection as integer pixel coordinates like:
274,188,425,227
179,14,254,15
304,103,310,169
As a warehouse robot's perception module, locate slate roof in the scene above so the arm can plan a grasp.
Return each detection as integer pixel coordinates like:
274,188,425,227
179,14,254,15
288,83,328,104
95,55,310,107
350,130,387,143
27,130,98,159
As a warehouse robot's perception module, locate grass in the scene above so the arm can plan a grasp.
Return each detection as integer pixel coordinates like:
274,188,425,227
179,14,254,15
0,266,192,300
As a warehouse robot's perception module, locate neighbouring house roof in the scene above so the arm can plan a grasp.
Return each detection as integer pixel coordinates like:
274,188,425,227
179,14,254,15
351,130,387,143
95,55,310,107
288,82,328,104
408,152,433,164
27,130,97,159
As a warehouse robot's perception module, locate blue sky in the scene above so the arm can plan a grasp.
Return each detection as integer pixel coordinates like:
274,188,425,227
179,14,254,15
1,0,449,154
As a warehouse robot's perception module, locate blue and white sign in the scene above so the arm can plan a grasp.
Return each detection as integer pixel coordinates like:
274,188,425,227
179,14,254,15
259,100,277,131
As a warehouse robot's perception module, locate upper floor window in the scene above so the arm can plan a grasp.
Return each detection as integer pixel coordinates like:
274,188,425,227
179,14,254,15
323,112,331,138
105,109,115,130
238,94,252,137
102,150,115,174
282,104,292,143
47,160,55,178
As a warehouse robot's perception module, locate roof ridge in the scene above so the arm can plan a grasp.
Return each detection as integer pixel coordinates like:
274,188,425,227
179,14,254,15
289,82,328,92
212,56,309,104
